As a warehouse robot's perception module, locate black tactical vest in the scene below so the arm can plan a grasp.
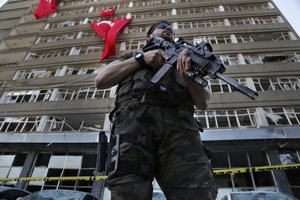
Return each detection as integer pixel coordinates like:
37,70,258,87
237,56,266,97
115,65,194,112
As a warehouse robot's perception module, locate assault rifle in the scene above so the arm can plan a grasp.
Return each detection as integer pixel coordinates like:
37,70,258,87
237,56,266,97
142,36,258,100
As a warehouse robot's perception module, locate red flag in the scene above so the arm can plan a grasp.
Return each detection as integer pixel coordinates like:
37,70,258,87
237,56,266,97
34,0,57,19
91,20,113,40
100,7,116,17
91,18,132,60
105,18,132,59
91,21,114,60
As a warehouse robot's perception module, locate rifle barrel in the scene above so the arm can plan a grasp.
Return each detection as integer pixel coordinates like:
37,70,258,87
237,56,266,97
216,72,258,100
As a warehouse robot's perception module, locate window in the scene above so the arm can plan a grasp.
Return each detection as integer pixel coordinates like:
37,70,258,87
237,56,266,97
193,36,218,44
2,90,41,104
244,55,263,64
0,117,39,132
236,35,254,43
25,52,38,60
58,20,75,28
279,150,300,165
272,32,289,41
293,52,300,62
207,79,232,93
194,108,256,129
263,107,300,126
44,117,76,132
270,77,300,91
262,55,289,63
251,17,266,24
85,46,101,54
219,55,239,65
211,150,276,191
0,114,107,133
26,152,96,193
0,153,27,186
60,87,110,101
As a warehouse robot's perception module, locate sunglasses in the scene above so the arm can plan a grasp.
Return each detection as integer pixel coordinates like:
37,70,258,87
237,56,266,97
155,23,175,34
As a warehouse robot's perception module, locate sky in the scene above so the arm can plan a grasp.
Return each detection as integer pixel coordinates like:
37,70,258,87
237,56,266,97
273,0,300,37
0,0,299,36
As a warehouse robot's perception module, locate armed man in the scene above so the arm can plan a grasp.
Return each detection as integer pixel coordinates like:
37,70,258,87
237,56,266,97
95,20,218,200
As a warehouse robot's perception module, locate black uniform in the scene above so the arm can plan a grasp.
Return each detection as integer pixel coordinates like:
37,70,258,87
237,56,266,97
107,52,217,200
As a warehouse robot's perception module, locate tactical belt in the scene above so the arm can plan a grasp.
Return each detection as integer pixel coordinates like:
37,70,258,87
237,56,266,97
116,95,194,113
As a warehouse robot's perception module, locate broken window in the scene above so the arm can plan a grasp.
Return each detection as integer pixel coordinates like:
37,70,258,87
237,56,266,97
251,17,266,24
236,35,254,43
14,65,97,80
0,115,106,133
0,153,27,186
263,107,300,126
244,55,263,64
2,90,42,104
219,55,239,65
44,117,76,132
85,46,101,54
26,152,95,192
272,32,289,41
193,36,218,45
229,16,278,26
0,117,40,132
58,20,75,28
271,77,300,90
262,55,290,63
294,52,300,62
14,69,53,80
60,87,110,101
25,52,38,60
253,77,300,91
194,108,256,129
279,150,300,165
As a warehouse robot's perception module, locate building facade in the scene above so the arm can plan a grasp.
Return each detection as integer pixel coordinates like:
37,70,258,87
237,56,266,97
0,0,300,199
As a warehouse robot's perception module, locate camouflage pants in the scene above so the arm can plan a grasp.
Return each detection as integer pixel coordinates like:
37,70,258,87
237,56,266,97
107,104,217,200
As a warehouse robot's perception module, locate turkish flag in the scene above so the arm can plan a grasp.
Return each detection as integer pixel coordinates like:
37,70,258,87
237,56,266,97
91,21,114,60
100,7,116,17
91,18,132,60
34,0,57,19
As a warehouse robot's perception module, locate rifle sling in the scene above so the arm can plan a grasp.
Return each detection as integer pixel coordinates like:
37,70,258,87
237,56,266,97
150,62,173,83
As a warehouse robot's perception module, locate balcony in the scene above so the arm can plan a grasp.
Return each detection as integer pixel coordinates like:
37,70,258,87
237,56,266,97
212,40,300,54
176,23,291,37
0,0,35,11
18,52,101,68
0,49,27,65
208,90,300,109
0,98,114,121
4,74,96,90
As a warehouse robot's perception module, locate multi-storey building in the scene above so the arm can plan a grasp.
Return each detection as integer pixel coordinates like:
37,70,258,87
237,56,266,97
0,0,300,199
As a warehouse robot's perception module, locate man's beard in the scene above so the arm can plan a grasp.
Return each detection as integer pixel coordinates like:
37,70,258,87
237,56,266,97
159,33,173,42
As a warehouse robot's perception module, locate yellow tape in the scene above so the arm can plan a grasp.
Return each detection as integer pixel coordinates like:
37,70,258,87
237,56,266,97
213,163,300,175
1,164,300,182
0,176,108,182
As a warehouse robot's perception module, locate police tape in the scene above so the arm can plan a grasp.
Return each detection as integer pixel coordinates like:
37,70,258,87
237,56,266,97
0,176,108,182
213,163,300,175
1,163,300,182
